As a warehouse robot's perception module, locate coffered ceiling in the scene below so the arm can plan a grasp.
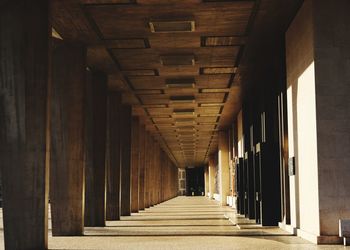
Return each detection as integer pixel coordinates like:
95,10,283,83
52,0,257,168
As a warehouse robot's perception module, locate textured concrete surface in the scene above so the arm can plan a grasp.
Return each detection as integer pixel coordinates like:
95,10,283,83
286,0,350,242
313,0,350,237
0,197,348,249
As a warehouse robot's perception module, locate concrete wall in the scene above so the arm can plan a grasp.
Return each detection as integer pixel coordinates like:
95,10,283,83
286,0,350,242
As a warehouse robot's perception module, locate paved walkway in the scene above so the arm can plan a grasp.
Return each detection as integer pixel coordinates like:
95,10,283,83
0,197,348,249
84,196,290,237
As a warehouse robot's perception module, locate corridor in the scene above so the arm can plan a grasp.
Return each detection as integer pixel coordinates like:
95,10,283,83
0,197,344,249
1,0,350,249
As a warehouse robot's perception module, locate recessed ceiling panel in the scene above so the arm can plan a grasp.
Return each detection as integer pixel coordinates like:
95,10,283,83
201,88,230,93
201,67,237,74
149,20,195,33
196,93,225,103
152,117,173,124
160,54,195,66
158,66,199,76
166,78,195,88
86,3,254,39
169,95,195,103
202,36,246,47
200,103,224,107
147,107,172,116
149,34,200,48
196,107,221,114
139,94,169,104
196,75,231,88
173,108,196,116
197,116,218,123
165,88,198,96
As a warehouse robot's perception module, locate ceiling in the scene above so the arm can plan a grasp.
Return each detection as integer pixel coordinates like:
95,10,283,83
51,0,300,168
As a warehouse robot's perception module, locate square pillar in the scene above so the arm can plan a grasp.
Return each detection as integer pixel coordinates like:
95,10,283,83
120,105,132,216
0,1,50,248
286,0,350,243
130,117,140,213
204,166,209,197
106,91,122,220
155,145,161,204
208,156,216,199
218,130,230,206
84,70,107,227
50,43,86,236
138,124,146,210
144,133,151,208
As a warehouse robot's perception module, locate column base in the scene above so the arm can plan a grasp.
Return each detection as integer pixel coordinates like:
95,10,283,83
226,196,237,209
278,222,297,235
213,193,220,202
296,228,342,244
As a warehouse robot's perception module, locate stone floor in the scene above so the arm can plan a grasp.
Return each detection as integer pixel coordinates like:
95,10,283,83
0,197,349,249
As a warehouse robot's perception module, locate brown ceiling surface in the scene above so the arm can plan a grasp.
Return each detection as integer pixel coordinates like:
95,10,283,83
52,0,257,168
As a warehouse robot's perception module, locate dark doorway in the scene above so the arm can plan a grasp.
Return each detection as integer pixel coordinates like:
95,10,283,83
186,167,204,196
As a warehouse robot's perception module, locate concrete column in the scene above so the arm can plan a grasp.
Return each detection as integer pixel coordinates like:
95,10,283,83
313,0,350,241
149,141,154,206
204,165,209,197
153,144,160,205
0,1,50,248
144,133,151,208
208,156,216,199
160,152,166,202
84,70,107,226
161,154,165,201
218,130,230,206
286,0,350,243
50,43,86,236
106,91,121,220
155,144,161,204
120,105,132,216
150,140,156,206
139,124,146,210
173,164,179,198
131,117,140,213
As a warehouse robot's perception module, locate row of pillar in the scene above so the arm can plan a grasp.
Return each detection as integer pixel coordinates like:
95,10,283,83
0,2,178,249
130,118,178,213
